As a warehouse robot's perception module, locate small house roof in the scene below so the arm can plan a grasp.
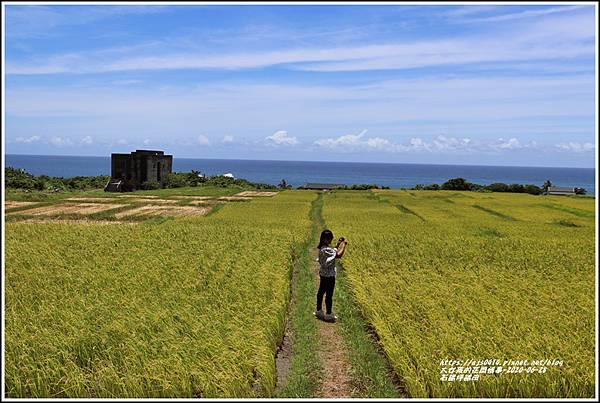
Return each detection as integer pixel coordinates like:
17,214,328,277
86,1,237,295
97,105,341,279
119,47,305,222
301,183,345,190
548,186,576,192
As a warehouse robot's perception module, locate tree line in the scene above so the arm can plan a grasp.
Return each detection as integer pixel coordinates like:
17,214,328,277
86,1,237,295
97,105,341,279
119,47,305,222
6,167,583,195
413,177,554,195
5,167,109,191
5,167,276,191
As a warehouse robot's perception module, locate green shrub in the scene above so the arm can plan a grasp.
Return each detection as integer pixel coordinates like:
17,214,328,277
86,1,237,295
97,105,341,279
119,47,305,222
414,180,542,195
487,182,509,192
203,175,276,189
5,167,108,191
524,184,543,195
141,180,161,190
163,173,189,188
441,177,473,191
341,184,381,190
424,183,440,190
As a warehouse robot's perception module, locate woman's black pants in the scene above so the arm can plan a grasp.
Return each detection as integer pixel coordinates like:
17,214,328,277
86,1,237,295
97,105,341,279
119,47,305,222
316,275,336,314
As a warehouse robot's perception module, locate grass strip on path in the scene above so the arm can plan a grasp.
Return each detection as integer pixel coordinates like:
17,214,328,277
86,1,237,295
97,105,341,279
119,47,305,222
276,193,322,397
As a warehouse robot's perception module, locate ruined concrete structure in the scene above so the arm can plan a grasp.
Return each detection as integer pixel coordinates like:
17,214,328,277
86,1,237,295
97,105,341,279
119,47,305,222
106,150,173,192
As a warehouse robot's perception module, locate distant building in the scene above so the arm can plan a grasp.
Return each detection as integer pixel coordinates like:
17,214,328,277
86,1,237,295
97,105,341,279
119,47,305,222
546,186,579,196
300,183,345,190
105,150,173,192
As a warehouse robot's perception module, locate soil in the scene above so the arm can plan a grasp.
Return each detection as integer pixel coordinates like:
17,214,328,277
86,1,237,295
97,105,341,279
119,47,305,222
188,200,217,205
116,195,159,198
274,317,294,396
4,201,38,209
9,203,127,216
125,198,179,204
114,205,211,218
235,191,278,197
218,196,253,201
170,196,214,200
17,219,137,225
65,197,119,202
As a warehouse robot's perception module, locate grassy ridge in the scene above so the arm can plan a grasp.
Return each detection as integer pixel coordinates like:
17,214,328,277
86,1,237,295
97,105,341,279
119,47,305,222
5,191,313,397
323,190,595,397
277,193,322,397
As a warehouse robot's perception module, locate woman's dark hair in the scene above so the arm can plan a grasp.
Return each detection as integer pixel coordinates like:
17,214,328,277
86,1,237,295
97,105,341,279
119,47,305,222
317,229,334,249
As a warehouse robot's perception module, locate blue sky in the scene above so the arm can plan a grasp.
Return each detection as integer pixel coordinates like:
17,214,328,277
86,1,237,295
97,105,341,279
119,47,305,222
3,3,597,167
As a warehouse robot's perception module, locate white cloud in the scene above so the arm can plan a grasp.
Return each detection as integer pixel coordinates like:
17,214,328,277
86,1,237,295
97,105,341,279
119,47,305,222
117,138,128,145
4,75,593,149
6,8,593,75
408,137,429,151
110,79,143,86
487,137,539,151
431,135,473,151
555,142,595,152
494,137,522,150
365,137,397,150
143,138,151,145
314,131,433,153
49,136,73,146
81,135,93,144
314,133,540,154
465,5,585,23
265,130,298,146
444,5,502,18
6,5,171,39
314,129,394,151
15,135,41,143
197,134,210,146
222,135,234,144
8,36,590,74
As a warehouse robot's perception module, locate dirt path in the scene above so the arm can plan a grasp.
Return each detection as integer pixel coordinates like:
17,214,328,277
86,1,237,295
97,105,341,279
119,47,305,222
311,244,355,398
275,193,400,398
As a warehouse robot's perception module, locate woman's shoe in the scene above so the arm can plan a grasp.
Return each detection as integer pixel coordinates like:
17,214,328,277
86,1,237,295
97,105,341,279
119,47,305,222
314,310,325,319
324,313,337,322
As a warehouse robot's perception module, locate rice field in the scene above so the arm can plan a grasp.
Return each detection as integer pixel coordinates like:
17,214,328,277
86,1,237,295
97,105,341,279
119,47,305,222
7,202,128,216
322,190,595,398
65,197,127,202
5,201,38,209
113,205,212,218
4,191,314,397
235,191,279,197
4,188,595,397
218,196,253,201
4,189,267,223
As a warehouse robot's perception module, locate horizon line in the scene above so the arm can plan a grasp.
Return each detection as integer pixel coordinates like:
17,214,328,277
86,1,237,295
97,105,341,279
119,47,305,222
4,152,596,170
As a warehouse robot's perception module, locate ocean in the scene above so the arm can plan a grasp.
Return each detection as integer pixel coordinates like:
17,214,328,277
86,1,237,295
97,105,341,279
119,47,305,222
4,154,596,195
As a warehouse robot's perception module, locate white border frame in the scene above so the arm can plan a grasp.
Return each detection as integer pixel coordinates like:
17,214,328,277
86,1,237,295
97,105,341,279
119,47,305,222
1,1,598,401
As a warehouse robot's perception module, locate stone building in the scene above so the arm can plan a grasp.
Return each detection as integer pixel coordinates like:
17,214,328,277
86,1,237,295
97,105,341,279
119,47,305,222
105,150,173,192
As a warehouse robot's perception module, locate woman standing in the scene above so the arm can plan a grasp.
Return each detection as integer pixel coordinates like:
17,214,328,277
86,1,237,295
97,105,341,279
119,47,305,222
314,229,348,322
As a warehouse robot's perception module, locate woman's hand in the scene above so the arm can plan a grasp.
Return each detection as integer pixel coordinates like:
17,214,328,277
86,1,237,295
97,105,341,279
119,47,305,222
336,237,348,248
336,238,348,258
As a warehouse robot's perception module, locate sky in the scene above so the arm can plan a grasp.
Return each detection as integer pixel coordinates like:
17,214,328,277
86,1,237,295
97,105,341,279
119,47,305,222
3,3,597,168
